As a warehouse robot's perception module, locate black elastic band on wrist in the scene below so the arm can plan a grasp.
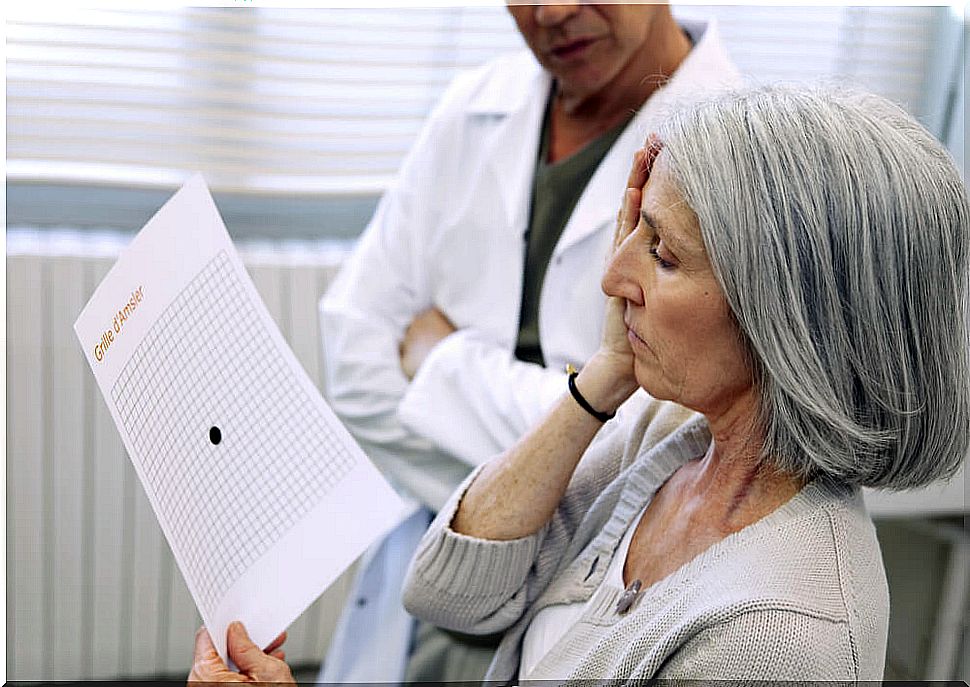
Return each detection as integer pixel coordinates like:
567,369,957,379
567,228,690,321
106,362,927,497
566,365,616,423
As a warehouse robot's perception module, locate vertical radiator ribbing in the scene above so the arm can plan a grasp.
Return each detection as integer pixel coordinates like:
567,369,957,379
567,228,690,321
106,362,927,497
7,231,354,680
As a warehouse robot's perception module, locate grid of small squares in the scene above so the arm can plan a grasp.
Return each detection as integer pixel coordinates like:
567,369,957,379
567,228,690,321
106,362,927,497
111,251,355,614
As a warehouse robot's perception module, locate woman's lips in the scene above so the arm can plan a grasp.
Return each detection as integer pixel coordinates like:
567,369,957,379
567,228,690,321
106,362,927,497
627,326,651,352
550,37,597,60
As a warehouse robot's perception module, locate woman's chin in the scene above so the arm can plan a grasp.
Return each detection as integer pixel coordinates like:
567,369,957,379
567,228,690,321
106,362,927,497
633,361,672,402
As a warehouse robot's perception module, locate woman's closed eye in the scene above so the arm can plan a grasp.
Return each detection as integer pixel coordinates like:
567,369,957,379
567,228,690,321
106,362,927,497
638,212,679,270
649,242,677,270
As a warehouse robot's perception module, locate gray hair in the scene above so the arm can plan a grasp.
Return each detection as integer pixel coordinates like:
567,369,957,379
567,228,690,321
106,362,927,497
658,85,969,489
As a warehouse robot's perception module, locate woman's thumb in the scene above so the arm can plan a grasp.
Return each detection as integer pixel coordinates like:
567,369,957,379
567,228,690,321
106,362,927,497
226,621,267,672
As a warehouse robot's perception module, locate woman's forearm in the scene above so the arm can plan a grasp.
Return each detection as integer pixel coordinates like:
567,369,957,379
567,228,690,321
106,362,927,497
451,154,651,540
451,354,638,540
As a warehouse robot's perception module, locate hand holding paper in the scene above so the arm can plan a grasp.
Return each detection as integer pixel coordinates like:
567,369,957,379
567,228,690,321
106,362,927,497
189,622,293,684
74,175,409,663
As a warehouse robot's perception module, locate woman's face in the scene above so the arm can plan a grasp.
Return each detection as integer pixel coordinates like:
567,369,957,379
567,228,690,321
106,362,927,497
602,157,754,417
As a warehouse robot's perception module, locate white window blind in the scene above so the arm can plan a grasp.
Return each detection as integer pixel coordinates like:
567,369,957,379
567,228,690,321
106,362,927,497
6,5,941,197
675,4,937,112
6,7,526,194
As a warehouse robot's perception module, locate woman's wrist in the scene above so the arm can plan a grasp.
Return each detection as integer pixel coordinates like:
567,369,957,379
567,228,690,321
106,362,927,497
574,351,639,416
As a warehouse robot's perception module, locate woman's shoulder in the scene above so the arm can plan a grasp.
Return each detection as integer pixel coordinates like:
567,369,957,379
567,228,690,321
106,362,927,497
694,480,886,612
670,480,890,677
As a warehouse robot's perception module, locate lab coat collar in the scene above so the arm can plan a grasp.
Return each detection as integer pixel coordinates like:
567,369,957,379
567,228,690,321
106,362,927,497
463,18,739,247
467,51,551,233
554,18,741,258
467,51,549,117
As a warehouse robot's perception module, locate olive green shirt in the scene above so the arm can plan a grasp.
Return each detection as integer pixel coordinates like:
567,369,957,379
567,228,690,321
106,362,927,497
515,92,632,365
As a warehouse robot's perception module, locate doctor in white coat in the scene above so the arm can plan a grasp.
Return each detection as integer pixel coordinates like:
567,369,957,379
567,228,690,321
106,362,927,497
319,4,741,683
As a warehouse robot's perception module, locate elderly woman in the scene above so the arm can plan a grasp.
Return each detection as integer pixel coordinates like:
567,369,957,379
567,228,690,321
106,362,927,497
189,85,969,683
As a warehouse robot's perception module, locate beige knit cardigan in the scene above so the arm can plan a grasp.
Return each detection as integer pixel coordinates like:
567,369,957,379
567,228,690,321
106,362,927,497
401,396,889,682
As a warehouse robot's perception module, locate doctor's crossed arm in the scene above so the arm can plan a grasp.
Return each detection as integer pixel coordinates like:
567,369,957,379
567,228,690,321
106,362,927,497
398,306,456,381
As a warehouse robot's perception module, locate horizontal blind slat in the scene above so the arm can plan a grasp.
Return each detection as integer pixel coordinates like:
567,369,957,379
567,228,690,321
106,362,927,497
7,6,936,195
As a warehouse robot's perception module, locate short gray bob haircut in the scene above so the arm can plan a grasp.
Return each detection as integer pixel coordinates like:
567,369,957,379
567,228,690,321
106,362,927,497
658,85,969,490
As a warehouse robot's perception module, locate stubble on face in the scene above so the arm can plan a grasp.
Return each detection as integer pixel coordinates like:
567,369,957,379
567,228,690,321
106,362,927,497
507,4,664,108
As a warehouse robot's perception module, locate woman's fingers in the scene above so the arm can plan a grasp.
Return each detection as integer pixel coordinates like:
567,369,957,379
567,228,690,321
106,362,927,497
194,625,216,655
614,137,662,250
613,134,666,250
226,621,296,684
623,139,654,192
188,626,247,683
614,187,642,252
263,631,287,655
626,146,649,189
188,623,294,684
644,132,663,171
624,133,664,201
226,622,267,673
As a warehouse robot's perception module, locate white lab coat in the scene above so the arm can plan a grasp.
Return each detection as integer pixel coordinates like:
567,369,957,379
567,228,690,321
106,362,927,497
322,20,740,511
318,19,741,683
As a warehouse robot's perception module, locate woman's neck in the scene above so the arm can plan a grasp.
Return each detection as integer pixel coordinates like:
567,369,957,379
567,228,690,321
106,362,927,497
680,394,804,533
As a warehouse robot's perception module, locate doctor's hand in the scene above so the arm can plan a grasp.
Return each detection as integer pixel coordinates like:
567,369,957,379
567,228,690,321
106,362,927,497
188,622,294,684
399,306,456,380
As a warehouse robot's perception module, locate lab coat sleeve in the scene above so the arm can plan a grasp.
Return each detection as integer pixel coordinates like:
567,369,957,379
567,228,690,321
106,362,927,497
319,75,478,512
398,330,570,467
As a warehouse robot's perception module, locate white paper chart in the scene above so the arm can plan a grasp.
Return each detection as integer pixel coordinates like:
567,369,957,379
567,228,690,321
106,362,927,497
74,174,408,663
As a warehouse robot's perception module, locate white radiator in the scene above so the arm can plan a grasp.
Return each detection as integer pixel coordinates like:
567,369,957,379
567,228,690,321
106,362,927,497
6,230,354,680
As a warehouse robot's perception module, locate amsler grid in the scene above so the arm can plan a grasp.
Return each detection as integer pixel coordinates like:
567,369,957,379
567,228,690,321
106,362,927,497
111,251,355,614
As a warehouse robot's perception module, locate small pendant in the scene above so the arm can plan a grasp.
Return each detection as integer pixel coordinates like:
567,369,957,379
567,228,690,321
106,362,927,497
615,579,642,615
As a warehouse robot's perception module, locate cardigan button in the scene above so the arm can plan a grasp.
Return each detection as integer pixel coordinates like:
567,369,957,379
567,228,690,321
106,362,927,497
615,579,642,615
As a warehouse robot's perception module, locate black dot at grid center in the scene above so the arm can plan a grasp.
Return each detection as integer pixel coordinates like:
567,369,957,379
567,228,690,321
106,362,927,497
209,426,222,445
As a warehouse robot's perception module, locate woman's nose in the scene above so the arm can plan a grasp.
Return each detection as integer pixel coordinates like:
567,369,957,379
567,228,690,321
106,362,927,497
602,238,645,306
534,1,582,28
